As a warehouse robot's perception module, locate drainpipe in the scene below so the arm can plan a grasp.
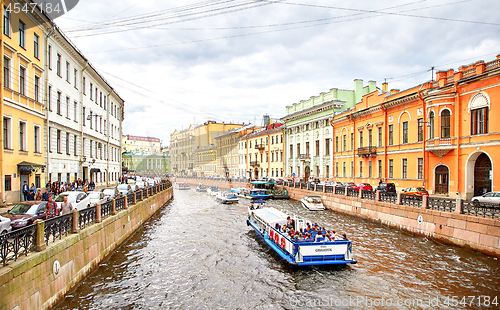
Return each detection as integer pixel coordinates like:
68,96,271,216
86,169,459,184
454,81,460,198
352,116,356,183
329,119,335,181
80,61,88,181
417,83,426,189
0,6,4,201
105,90,112,187
43,25,56,186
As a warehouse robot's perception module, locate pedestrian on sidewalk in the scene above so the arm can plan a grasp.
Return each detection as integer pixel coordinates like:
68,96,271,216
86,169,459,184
46,195,59,218
61,196,74,215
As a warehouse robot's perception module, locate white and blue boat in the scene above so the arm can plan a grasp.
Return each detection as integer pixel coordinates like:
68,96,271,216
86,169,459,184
207,186,220,196
215,191,239,204
247,206,357,266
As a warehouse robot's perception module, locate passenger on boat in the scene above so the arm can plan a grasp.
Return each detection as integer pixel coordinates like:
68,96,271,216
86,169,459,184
324,233,332,241
304,233,314,242
335,233,348,241
314,231,324,242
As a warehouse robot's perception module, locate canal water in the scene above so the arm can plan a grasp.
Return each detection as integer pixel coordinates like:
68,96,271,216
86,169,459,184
56,189,500,309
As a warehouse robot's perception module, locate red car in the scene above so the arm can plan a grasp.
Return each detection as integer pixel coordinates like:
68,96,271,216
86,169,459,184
402,187,429,196
352,183,373,191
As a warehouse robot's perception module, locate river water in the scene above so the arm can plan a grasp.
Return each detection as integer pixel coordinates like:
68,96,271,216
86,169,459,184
55,189,500,309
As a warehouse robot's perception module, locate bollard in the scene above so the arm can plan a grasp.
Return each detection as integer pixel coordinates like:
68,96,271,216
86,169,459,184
358,189,362,199
124,196,128,209
35,219,46,252
72,209,79,233
112,199,118,215
375,190,380,202
455,198,462,214
314,184,317,192
397,192,402,205
96,204,102,223
323,184,326,193
344,187,348,196
133,192,137,205
422,195,428,209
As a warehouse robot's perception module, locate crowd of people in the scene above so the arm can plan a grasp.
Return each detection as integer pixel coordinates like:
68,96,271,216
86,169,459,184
276,216,348,243
22,179,96,202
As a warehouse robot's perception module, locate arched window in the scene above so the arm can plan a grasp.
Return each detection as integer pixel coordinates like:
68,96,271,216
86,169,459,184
429,111,434,139
441,110,451,138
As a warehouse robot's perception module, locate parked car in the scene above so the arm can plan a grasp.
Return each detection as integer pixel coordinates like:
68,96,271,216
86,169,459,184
293,178,305,183
331,181,343,187
2,202,47,230
471,192,500,205
87,191,110,206
135,181,146,189
55,191,91,210
307,178,321,184
101,188,121,199
352,183,373,191
338,182,356,189
376,182,396,193
129,184,140,191
402,187,429,196
0,215,12,234
116,184,133,195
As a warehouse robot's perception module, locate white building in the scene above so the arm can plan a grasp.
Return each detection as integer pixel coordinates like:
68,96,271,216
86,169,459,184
45,26,124,187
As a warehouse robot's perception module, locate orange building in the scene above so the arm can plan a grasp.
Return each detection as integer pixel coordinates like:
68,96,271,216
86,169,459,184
330,55,500,199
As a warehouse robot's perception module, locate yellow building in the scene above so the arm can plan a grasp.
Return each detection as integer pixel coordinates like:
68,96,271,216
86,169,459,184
122,135,161,154
214,129,241,178
1,2,49,202
194,145,216,177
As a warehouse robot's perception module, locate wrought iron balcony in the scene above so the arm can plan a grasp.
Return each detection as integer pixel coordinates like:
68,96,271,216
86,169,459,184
250,161,260,167
298,154,309,161
356,147,377,158
255,144,265,150
425,138,457,159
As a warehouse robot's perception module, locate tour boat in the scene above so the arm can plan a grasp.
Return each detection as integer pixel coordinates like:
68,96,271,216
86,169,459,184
232,188,271,200
215,191,239,204
300,195,325,211
247,207,357,266
195,184,207,192
207,185,220,196
174,182,191,190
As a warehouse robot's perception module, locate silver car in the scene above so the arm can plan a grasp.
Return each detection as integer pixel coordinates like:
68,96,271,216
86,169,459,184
54,191,91,211
471,192,500,205
87,191,110,206
0,215,11,234
116,184,133,196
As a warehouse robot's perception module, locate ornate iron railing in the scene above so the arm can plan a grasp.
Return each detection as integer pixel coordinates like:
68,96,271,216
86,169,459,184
427,197,456,212
116,196,125,211
307,183,313,191
347,188,358,197
325,185,334,194
401,194,423,207
135,190,143,202
127,193,135,206
462,201,500,219
300,183,307,190
79,205,97,229
294,182,300,188
44,214,73,245
316,185,323,192
0,224,36,266
362,190,375,200
380,192,398,204
101,200,114,218
143,188,148,197
335,187,344,195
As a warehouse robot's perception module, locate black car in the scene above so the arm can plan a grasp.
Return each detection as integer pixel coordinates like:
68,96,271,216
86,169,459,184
376,182,396,193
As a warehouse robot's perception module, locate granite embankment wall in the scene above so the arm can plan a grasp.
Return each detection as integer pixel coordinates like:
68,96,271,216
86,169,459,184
0,187,173,310
175,177,500,257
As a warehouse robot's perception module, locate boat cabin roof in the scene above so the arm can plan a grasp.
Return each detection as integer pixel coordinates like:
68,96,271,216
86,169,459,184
253,208,287,227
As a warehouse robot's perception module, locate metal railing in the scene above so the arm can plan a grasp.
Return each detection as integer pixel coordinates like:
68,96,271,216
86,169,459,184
380,192,397,204
325,185,334,194
316,185,323,192
44,213,73,245
116,196,125,211
462,201,500,219
127,193,135,205
347,188,358,197
300,183,307,190
362,190,375,200
135,190,143,202
401,194,423,208
0,224,36,266
307,183,313,191
335,187,344,195
101,200,113,218
79,205,97,229
427,197,456,212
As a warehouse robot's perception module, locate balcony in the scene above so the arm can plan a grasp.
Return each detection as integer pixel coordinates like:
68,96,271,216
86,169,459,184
425,138,457,159
250,161,260,167
356,147,377,158
298,154,310,161
255,144,265,150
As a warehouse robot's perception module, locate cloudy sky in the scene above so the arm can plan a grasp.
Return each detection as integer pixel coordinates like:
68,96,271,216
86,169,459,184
56,0,500,146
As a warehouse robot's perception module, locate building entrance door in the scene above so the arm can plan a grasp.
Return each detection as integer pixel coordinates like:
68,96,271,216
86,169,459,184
435,165,449,194
474,153,492,196
304,166,310,181
20,174,29,201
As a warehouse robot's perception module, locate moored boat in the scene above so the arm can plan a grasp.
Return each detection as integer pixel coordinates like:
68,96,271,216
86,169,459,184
300,195,325,211
247,206,356,266
174,182,191,190
195,184,207,192
215,191,239,204
207,185,220,196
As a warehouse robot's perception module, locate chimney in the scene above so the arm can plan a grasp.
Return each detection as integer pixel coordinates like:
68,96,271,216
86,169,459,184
382,82,388,92
354,79,363,103
368,80,376,92
390,89,400,95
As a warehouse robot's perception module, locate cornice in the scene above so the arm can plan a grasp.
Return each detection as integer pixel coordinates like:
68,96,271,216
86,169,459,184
351,105,382,119
382,93,419,110
281,101,333,123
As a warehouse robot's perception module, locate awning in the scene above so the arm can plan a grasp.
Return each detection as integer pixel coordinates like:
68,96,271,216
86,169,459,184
90,168,101,173
18,161,45,174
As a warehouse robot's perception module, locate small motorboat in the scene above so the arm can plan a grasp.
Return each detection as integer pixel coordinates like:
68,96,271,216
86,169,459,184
215,191,239,204
195,184,207,192
174,182,191,190
300,195,325,211
207,185,220,196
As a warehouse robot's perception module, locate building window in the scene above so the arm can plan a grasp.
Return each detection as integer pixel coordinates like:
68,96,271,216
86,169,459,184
74,69,78,88
83,138,86,156
3,56,10,88
57,130,61,153
368,160,372,178
359,131,363,148
335,162,339,177
66,62,70,82
89,111,93,129
34,34,39,59
335,136,338,153
350,133,354,150
389,159,393,178
368,129,372,147
417,118,424,142
74,101,78,121
66,97,70,118
378,160,382,178
359,161,363,178
441,110,451,138
34,76,40,102
343,134,346,151
471,107,488,135
48,86,52,111
4,175,11,191
66,133,70,154
56,54,61,76
74,135,78,156
350,161,354,177
343,162,346,177
378,127,382,147
90,83,93,100
402,158,408,179
402,121,408,144
19,20,25,48
388,125,393,145
34,125,40,153
418,158,423,179
19,121,26,151
83,77,86,94
3,7,11,36
83,107,86,126
305,142,309,156
3,117,11,149
429,111,435,139
316,140,320,156
325,138,330,156
90,140,93,158
48,45,52,69
19,66,26,95
48,128,51,152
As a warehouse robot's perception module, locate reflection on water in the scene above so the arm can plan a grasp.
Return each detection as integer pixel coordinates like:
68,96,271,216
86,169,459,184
56,190,500,309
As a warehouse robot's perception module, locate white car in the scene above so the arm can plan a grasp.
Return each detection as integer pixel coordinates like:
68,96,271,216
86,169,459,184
87,191,110,206
471,192,500,205
0,215,11,234
116,184,133,195
135,181,146,189
54,191,91,211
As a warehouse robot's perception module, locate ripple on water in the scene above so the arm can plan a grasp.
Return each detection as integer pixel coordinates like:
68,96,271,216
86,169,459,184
55,189,500,310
